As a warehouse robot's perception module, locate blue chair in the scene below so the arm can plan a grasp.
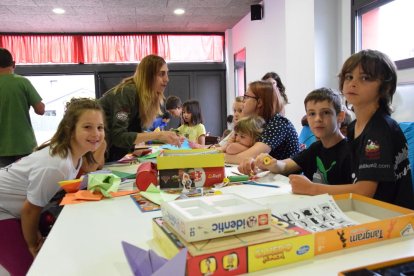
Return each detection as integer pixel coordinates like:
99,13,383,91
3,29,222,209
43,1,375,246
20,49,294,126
298,126,317,150
399,122,414,188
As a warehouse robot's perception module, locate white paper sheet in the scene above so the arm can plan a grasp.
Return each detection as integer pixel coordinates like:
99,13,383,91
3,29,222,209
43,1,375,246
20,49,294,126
268,194,358,233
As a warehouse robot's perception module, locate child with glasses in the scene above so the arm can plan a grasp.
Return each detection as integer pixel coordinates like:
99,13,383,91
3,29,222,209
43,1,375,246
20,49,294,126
226,81,299,165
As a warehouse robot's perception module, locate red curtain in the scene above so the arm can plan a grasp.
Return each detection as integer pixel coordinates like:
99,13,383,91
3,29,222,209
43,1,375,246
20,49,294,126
0,34,223,64
1,35,81,64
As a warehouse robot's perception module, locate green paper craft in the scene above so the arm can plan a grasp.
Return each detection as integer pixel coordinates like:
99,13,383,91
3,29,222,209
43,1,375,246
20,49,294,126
137,150,162,162
140,184,180,205
105,163,140,179
88,173,121,198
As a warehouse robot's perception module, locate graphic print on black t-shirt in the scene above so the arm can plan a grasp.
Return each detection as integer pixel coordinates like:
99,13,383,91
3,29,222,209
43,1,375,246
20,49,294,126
348,109,414,209
292,139,352,185
313,156,337,184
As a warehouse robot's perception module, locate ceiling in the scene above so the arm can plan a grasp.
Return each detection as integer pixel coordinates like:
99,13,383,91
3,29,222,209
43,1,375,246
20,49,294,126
0,0,261,34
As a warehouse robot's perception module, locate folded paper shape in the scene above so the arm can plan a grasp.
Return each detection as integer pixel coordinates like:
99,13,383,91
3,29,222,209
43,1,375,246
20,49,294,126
58,178,82,193
160,139,191,150
136,162,158,191
87,173,121,198
74,190,103,201
140,184,180,205
122,241,187,276
60,189,138,206
81,169,112,189
137,150,162,162
104,163,139,179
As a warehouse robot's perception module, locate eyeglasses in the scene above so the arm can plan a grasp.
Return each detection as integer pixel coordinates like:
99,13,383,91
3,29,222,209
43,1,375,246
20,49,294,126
243,94,258,101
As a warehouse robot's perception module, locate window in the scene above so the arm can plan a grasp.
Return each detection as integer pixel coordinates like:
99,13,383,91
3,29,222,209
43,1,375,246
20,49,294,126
352,0,414,69
27,75,95,144
234,48,246,97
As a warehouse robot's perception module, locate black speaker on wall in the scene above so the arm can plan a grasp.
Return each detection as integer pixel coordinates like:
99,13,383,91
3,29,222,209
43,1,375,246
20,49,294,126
251,4,263,21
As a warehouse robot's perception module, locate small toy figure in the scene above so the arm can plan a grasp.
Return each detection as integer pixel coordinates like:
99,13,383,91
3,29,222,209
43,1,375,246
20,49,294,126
181,172,192,192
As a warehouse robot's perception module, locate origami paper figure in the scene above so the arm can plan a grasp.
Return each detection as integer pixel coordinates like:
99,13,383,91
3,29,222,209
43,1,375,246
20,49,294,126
122,241,187,276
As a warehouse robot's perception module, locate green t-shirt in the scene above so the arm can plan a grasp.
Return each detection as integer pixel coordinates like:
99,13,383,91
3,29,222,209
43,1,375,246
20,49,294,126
0,74,42,156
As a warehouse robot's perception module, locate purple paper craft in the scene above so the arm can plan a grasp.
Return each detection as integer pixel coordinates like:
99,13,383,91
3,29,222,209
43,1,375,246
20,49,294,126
122,241,187,276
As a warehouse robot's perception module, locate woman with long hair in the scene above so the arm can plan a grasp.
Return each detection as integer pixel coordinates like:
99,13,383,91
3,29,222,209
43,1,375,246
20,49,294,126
225,80,299,165
99,55,182,161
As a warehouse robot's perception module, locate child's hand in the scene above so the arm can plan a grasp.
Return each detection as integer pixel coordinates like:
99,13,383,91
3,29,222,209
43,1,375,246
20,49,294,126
255,153,274,171
289,174,316,195
188,140,203,149
237,157,257,175
29,233,45,257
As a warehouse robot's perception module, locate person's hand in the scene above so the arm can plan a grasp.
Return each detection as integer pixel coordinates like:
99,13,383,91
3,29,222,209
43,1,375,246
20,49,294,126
255,153,275,171
29,234,45,257
237,157,257,175
132,149,151,156
158,131,184,147
289,174,316,195
188,141,203,149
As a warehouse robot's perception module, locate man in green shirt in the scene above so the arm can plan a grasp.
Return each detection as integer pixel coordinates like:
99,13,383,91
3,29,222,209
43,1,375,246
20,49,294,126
0,48,45,167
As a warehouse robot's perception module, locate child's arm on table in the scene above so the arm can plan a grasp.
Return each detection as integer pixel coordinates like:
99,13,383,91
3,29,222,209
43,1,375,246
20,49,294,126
238,153,300,175
289,175,378,197
225,142,250,155
225,142,270,165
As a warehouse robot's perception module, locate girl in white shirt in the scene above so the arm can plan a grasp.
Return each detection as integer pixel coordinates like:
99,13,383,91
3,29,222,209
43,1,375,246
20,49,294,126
0,98,105,276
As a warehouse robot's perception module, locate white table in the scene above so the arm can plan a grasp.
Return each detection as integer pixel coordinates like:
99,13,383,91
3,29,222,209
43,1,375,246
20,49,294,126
27,173,414,276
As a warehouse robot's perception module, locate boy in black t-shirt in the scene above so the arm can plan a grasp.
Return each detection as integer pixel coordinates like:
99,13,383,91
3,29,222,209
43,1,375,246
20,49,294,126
239,87,353,192
339,50,413,209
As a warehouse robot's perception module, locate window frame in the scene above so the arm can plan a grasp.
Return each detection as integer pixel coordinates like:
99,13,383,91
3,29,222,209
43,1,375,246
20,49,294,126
351,0,414,69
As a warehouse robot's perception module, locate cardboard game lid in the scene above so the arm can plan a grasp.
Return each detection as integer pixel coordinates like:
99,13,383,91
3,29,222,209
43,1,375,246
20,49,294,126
157,149,224,170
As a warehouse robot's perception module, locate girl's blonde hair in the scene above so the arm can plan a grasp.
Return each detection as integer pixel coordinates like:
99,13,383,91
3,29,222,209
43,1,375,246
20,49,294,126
235,96,244,103
36,98,104,165
233,115,265,142
112,55,166,128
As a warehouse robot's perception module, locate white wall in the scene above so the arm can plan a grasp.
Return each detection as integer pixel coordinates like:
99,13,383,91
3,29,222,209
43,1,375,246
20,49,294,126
225,0,286,122
225,0,414,131
284,0,317,130
226,0,342,131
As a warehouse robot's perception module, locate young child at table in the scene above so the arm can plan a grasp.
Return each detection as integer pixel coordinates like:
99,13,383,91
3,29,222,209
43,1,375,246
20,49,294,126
220,115,265,155
219,96,244,147
239,87,353,186
0,98,105,275
339,49,413,209
177,100,206,145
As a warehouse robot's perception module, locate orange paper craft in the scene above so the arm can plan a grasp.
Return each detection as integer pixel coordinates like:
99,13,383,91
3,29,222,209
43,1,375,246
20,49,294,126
75,190,103,201
58,179,82,193
60,193,89,205
110,190,139,197
60,189,139,205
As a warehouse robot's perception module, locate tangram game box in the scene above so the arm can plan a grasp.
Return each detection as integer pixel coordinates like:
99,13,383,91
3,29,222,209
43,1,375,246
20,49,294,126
161,194,271,242
314,193,414,255
152,215,314,275
156,149,224,189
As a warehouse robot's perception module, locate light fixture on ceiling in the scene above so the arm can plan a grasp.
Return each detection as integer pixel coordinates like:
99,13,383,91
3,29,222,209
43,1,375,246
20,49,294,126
52,8,66,14
174,8,185,15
